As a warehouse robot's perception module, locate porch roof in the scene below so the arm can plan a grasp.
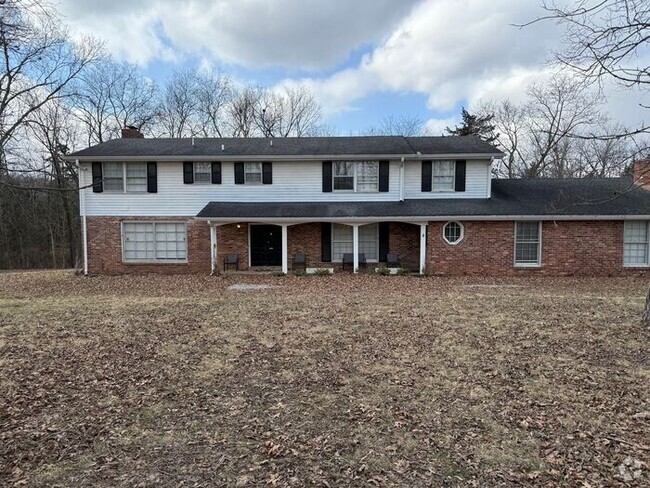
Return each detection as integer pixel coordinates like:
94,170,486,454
196,177,650,220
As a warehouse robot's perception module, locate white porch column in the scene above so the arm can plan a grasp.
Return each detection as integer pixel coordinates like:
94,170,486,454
419,223,427,275
352,224,359,273
210,223,218,275
281,224,288,274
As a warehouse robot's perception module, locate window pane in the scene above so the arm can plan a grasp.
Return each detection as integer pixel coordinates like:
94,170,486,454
333,162,354,176
515,222,540,264
333,176,354,190
357,162,378,191
103,162,124,192
332,224,352,261
432,161,455,191
624,221,649,265
123,222,154,261
359,223,378,260
444,222,462,243
244,162,262,183
126,163,147,192
194,162,211,183
154,222,187,260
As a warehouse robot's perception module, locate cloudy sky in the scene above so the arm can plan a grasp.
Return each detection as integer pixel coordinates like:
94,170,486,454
58,0,647,134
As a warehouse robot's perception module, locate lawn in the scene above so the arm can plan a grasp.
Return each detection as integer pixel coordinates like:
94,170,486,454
0,271,648,487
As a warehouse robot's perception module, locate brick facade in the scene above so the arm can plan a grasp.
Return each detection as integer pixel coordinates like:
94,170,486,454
426,220,647,276
85,217,648,276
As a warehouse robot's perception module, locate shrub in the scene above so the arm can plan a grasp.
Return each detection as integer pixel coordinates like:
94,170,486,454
377,267,391,276
313,268,332,276
293,270,306,277
396,268,410,276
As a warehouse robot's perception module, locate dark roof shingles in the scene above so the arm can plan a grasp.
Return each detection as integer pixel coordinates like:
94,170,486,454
197,178,650,218
69,135,503,158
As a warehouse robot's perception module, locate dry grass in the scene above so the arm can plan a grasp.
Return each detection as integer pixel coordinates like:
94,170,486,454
1,270,649,487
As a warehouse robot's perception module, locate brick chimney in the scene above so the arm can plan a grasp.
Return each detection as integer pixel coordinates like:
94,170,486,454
633,159,650,190
121,126,144,139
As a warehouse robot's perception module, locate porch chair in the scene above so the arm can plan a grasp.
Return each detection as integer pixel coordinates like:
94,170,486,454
292,253,307,271
386,252,400,267
223,253,239,271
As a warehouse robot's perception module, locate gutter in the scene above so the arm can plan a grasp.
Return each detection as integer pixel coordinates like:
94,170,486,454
66,152,504,162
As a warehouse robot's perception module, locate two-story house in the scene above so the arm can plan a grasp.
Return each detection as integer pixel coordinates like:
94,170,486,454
67,128,650,276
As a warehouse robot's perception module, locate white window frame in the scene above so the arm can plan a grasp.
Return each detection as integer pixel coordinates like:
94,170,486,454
514,221,542,267
193,162,212,184
432,160,456,192
121,221,188,263
102,162,148,193
331,223,379,262
623,220,650,267
332,161,379,193
442,221,464,245
244,162,263,185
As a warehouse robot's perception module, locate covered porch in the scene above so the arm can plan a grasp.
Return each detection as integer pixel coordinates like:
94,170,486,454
204,220,428,275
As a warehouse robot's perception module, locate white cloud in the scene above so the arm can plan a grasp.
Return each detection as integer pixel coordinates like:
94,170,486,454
59,0,419,69
423,117,459,136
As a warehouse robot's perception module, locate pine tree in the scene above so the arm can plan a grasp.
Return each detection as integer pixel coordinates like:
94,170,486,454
446,107,498,143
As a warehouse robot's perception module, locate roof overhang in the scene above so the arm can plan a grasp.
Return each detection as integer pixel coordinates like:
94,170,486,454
67,152,503,162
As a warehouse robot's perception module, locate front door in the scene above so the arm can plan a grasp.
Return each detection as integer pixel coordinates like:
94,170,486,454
250,225,282,266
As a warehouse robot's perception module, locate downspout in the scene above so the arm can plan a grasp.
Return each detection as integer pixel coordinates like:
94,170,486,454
78,159,88,275
399,156,405,202
487,156,494,199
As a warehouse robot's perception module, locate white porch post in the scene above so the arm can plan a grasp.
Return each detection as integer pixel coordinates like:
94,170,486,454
352,224,359,273
419,223,427,275
209,223,218,275
281,224,288,274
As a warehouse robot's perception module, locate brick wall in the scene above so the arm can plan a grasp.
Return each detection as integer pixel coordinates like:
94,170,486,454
86,216,209,274
86,217,648,276
426,220,648,276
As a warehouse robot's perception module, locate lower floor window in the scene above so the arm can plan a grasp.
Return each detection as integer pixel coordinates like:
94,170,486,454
123,222,187,262
331,223,378,261
624,221,649,266
514,221,541,266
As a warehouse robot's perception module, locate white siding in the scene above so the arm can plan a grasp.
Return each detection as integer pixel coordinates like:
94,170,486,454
83,160,403,216
81,158,492,216
403,160,490,199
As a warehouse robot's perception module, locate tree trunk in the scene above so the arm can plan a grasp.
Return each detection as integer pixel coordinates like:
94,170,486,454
643,288,650,327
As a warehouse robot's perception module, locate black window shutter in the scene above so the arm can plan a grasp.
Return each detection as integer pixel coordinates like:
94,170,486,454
234,162,244,184
91,162,103,193
378,222,389,262
147,162,157,193
183,162,194,184
321,222,331,262
378,160,389,192
455,160,466,192
262,162,272,184
211,162,221,184
421,160,432,192
322,161,332,192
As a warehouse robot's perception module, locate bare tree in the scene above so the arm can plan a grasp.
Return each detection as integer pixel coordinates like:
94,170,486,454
157,69,201,138
364,114,424,136
227,86,260,138
252,85,322,137
520,0,649,139
0,0,101,171
75,58,158,144
194,70,232,137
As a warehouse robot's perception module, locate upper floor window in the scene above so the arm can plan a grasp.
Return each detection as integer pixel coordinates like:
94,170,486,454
333,161,378,192
514,221,541,266
103,162,147,193
432,160,455,191
245,162,263,184
193,163,212,183
624,221,649,266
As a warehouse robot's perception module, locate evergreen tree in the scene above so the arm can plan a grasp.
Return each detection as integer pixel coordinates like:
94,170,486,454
446,107,498,143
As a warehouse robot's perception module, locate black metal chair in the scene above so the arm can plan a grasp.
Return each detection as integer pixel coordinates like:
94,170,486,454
342,253,366,271
223,253,239,271
292,253,307,271
386,252,400,267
